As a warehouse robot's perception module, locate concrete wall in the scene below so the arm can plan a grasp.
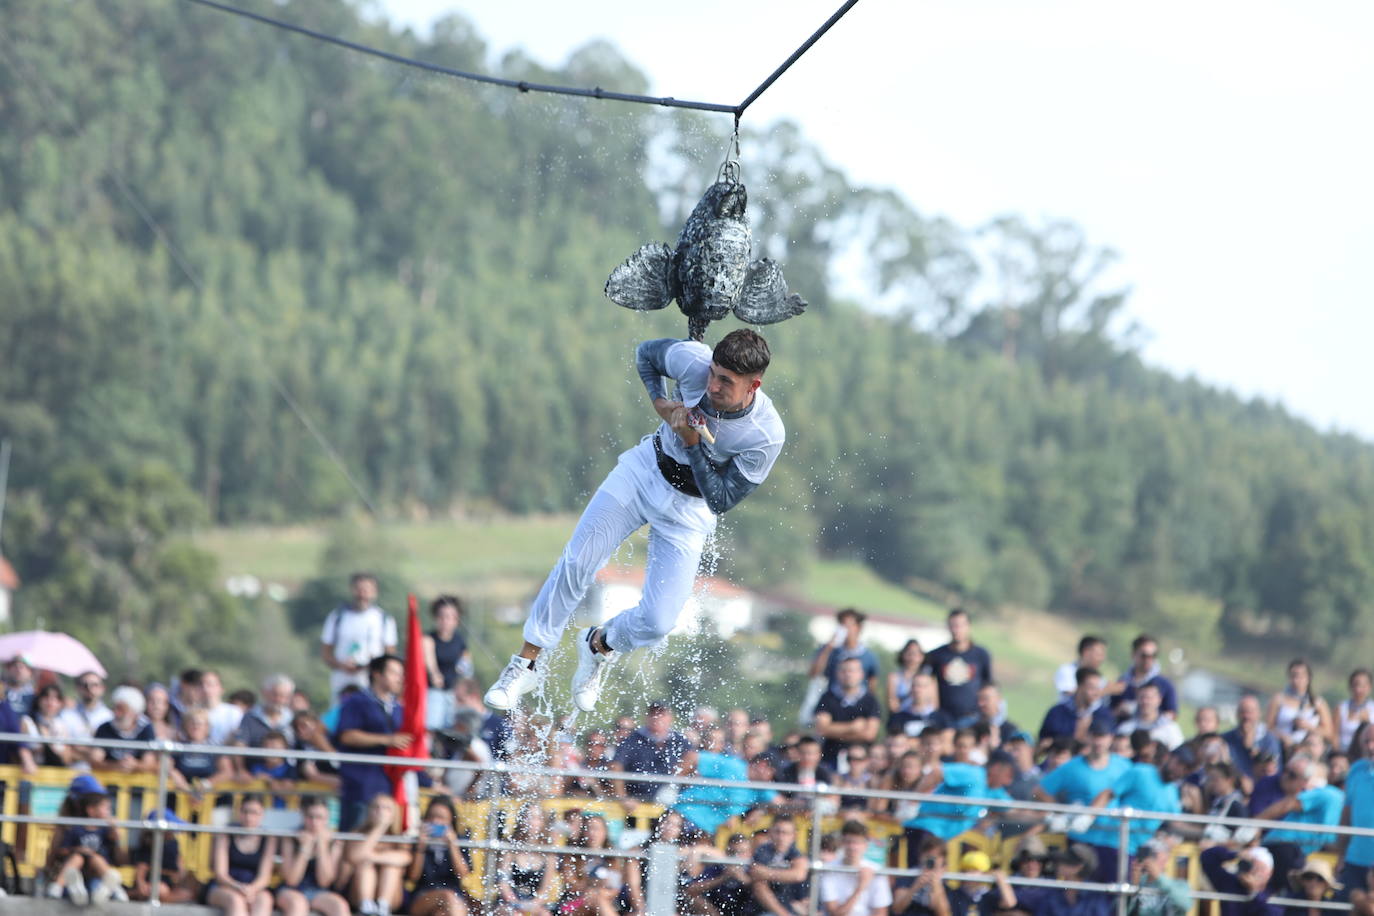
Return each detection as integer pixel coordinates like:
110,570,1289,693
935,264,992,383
0,901,220,916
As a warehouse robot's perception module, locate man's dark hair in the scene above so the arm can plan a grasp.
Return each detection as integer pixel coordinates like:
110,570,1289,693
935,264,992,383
1075,666,1101,686
431,594,464,617
840,819,869,839
712,329,770,375
229,689,256,706
795,735,820,749
1131,634,1157,653
948,608,969,623
1206,761,1240,784
1077,635,1105,656
179,668,204,688
368,654,403,678
918,834,946,856
837,607,866,625
771,814,795,829
349,571,377,586
1129,730,1156,757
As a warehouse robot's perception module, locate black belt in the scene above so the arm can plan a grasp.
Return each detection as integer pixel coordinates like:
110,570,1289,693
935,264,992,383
653,434,702,498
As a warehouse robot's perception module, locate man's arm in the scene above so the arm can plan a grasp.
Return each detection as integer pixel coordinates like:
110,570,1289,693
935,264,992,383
636,338,679,401
1253,796,1302,821
814,715,880,743
683,443,759,514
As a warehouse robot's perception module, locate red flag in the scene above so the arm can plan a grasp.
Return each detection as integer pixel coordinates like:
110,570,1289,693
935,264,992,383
385,593,428,830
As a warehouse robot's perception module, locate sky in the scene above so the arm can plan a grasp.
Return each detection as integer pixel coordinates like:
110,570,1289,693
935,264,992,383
375,0,1374,440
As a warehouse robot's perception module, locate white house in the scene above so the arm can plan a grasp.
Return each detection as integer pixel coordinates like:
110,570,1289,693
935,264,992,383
575,565,759,638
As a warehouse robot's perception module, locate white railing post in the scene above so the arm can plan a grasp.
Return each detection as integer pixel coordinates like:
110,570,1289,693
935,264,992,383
644,842,679,915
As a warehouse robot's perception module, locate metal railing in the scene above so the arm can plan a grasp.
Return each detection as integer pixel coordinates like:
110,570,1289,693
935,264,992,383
2,731,1369,914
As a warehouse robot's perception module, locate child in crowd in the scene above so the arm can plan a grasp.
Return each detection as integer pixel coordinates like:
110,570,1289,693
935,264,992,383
45,781,129,905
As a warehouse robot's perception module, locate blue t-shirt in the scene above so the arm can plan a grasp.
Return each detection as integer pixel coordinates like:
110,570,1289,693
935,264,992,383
1039,754,1131,847
1264,784,1344,853
1039,700,1116,742
334,690,402,806
613,729,691,800
674,751,773,836
908,762,1010,839
1344,759,1374,866
1106,763,1181,853
813,644,879,691
926,643,993,719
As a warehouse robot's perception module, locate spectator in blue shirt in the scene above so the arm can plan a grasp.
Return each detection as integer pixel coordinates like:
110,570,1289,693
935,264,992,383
1112,635,1178,722
335,654,410,831
674,747,777,838
1256,758,1344,856
1034,723,1131,881
926,609,993,728
1039,668,1116,751
1336,725,1374,898
811,608,880,691
906,747,1015,839
612,700,690,802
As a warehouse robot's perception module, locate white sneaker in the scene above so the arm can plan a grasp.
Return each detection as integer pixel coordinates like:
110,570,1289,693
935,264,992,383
62,868,89,906
108,880,129,902
484,655,539,710
90,878,113,906
572,627,614,712
45,881,62,899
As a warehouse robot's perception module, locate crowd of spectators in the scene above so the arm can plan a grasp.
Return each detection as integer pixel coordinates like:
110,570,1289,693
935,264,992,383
4,577,1374,916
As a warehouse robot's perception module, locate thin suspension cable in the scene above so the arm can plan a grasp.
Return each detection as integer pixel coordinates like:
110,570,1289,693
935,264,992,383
736,0,862,116
180,0,862,121
0,38,379,516
181,0,737,113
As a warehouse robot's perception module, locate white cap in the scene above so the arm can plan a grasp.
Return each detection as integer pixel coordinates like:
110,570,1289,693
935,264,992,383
1242,847,1274,870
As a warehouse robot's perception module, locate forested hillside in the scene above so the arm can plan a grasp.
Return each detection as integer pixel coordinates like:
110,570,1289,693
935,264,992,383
2,0,1373,682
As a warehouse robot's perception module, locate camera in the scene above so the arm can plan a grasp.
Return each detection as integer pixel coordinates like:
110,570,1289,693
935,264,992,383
1236,858,1254,875
428,823,445,838
922,857,937,870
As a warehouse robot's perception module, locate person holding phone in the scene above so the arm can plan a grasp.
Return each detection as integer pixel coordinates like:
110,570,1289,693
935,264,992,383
406,797,473,916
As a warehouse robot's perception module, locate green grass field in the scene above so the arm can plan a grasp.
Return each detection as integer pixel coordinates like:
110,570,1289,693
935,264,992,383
196,516,1070,728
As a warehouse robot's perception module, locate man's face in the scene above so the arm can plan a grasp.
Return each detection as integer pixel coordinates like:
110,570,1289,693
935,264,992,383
1238,696,1261,724
1195,707,1220,734
1090,731,1113,756
615,717,635,737
352,576,378,606
380,661,405,697
647,708,673,738
771,821,796,850
77,675,106,704
1137,686,1161,718
1083,642,1107,669
1078,675,1104,707
6,659,31,685
948,613,970,643
1008,740,1033,770
987,762,1014,789
728,709,749,733
705,362,760,413
977,687,1000,718
842,834,868,864
266,682,294,709
954,733,975,761
1134,642,1158,672
838,659,864,690
798,741,821,769
201,671,222,703
914,674,938,706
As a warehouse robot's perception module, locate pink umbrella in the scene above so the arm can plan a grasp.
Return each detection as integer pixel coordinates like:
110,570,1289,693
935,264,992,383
0,631,106,678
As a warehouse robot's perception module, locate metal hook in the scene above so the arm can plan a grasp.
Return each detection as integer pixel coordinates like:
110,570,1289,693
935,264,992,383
718,121,742,185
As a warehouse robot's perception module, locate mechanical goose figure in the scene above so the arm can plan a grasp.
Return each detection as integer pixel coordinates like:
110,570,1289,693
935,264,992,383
605,168,807,341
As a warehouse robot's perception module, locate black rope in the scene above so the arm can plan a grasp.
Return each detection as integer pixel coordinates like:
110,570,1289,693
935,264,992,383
181,0,737,114
179,0,863,122
736,0,863,116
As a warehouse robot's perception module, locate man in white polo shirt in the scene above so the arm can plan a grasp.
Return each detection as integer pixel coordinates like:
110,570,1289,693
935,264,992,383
320,572,397,700
820,820,891,916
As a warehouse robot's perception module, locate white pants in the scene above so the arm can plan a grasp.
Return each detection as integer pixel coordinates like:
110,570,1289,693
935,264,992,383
522,440,717,653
